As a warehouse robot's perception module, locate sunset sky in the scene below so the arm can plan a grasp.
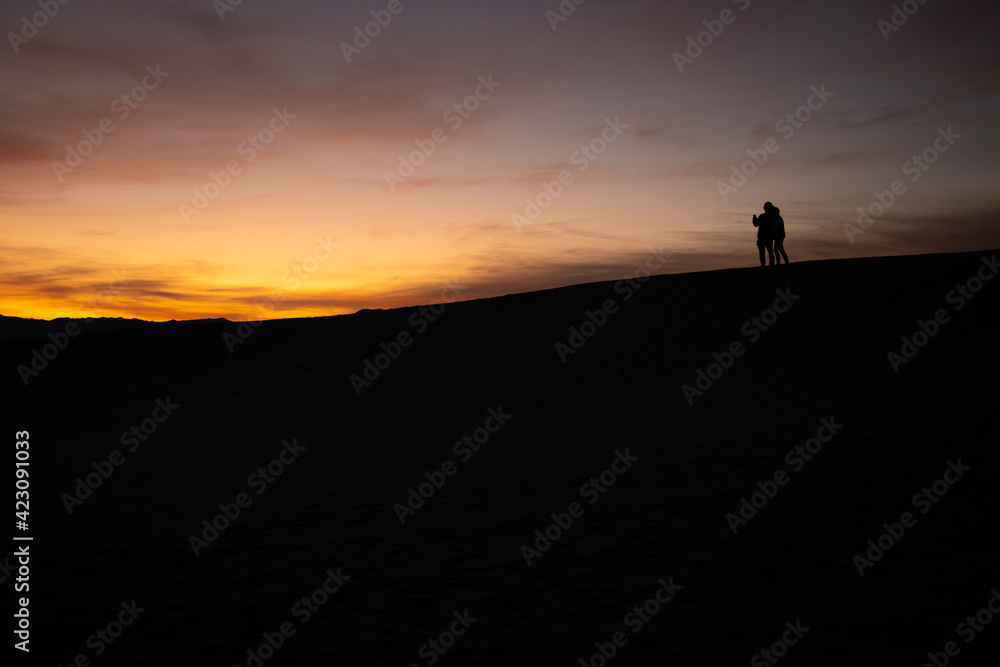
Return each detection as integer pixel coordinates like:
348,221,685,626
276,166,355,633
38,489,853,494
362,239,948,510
2,0,998,321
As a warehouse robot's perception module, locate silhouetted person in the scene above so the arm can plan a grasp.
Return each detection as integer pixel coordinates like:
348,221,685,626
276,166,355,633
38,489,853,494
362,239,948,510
752,203,775,266
771,204,789,264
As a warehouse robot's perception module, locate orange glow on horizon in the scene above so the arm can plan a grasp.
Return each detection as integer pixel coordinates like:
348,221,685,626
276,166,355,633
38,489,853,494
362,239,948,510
2,1,999,323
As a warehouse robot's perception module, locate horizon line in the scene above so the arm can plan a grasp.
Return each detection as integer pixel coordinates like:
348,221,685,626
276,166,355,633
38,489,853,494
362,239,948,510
3,248,997,326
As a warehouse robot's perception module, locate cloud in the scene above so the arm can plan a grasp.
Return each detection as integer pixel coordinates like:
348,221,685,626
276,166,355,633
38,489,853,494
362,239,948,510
844,208,1000,256
2,0,999,320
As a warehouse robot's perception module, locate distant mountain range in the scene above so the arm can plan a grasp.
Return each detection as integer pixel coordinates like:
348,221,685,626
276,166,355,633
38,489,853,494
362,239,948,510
0,314,231,343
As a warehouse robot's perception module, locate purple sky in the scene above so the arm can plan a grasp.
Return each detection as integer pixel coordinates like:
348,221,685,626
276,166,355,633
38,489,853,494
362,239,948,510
2,0,999,320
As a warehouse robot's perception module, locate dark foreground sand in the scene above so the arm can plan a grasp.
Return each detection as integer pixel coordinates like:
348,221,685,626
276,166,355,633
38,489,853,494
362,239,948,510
4,250,1000,666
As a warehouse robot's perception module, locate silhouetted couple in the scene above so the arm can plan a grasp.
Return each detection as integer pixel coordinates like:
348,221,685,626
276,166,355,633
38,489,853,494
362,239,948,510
752,202,789,266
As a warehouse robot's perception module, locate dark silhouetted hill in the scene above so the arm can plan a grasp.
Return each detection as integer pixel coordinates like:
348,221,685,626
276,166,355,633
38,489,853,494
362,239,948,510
4,250,999,666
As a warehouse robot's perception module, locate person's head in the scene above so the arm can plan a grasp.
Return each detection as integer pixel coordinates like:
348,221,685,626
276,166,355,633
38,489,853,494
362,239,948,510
763,202,775,213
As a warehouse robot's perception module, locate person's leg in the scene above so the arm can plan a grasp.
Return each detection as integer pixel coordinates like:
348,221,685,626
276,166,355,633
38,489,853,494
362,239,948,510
757,240,766,266
777,241,789,264
767,241,775,265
